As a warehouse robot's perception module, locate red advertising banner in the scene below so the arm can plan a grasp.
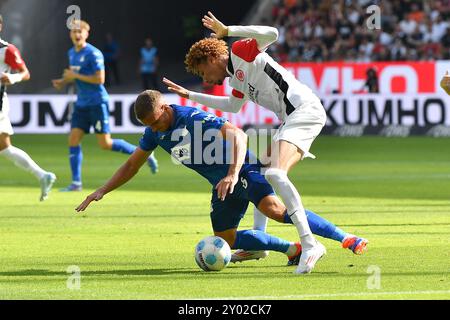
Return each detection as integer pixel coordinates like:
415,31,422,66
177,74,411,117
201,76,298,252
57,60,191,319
206,60,450,96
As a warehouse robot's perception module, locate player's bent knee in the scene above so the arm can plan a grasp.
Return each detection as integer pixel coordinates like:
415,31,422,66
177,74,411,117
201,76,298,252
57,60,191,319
258,196,286,223
97,135,113,150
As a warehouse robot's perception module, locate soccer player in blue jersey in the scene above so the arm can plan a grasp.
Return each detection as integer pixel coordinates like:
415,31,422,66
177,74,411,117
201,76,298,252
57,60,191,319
52,20,158,192
76,90,368,274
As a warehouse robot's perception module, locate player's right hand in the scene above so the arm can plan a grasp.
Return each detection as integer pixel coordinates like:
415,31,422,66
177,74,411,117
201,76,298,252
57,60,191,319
52,79,65,91
202,11,228,39
163,77,190,99
75,190,105,213
215,174,239,201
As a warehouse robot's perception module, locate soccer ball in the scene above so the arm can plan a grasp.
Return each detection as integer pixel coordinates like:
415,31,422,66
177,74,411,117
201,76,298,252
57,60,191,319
194,236,231,271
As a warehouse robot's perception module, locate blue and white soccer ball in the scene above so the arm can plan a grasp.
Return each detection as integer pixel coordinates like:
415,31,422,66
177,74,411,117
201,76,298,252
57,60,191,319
195,236,231,272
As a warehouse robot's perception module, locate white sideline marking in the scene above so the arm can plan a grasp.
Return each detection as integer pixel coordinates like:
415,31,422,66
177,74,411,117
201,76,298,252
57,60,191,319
206,290,450,300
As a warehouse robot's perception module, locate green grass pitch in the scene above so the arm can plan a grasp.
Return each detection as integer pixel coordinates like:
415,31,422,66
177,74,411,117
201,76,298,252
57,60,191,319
0,134,449,300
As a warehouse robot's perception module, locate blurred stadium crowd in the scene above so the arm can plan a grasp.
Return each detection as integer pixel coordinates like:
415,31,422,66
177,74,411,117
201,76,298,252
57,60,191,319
266,0,450,62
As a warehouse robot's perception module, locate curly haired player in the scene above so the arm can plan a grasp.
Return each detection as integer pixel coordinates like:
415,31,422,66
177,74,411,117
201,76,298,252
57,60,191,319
164,12,368,274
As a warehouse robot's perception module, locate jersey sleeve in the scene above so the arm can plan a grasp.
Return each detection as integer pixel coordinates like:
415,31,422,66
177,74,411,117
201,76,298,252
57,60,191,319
139,128,159,152
89,50,105,72
5,45,26,70
189,91,245,113
228,25,278,52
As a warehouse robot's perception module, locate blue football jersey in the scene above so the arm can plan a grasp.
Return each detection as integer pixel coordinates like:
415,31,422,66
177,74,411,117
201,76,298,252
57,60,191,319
139,105,259,186
68,43,109,107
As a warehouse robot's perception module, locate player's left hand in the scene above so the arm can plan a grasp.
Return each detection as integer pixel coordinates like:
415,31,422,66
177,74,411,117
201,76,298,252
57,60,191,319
215,174,239,201
63,69,78,82
75,190,105,213
202,11,228,39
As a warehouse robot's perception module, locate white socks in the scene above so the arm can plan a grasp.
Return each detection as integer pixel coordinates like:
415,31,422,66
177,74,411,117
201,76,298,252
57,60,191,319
0,146,46,180
265,168,316,250
253,207,268,232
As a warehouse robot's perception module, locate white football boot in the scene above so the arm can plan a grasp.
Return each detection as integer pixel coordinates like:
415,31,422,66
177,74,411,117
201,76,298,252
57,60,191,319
294,241,326,274
231,250,269,263
39,172,57,201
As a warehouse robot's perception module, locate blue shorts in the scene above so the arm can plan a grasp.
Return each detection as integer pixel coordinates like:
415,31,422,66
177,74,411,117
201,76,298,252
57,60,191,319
71,103,111,134
210,167,275,232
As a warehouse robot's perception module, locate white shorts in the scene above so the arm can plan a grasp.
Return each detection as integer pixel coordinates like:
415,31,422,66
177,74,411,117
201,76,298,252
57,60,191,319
273,101,327,160
0,98,13,136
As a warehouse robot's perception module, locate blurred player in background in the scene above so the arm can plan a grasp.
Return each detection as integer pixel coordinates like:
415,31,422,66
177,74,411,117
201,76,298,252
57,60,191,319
76,91,368,272
140,37,160,91
0,14,56,201
52,20,159,192
164,12,368,274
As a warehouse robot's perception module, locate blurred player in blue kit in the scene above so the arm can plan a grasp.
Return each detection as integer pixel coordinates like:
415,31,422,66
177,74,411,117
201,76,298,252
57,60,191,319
52,20,158,192
76,90,368,273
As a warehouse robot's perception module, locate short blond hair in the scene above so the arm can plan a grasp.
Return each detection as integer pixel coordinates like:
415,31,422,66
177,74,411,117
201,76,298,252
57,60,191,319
185,38,229,76
134,90,163,120
69,19,90,32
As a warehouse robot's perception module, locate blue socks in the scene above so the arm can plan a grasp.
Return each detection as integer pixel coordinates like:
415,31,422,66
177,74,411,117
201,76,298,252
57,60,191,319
69,146,82,184
232,230,291,253
69,140,137,185
284,209,347,242
229,209,348,254
69,139,136,184
111,139,137,155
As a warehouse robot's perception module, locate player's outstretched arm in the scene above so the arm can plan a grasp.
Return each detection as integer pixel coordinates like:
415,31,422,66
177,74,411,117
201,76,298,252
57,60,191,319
440,71,450,96
215,122,248,201
75,148,151,213
163,77,244,113
203,11,278,51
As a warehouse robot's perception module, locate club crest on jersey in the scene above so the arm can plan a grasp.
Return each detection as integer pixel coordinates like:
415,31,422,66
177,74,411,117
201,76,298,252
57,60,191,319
236,69,245,82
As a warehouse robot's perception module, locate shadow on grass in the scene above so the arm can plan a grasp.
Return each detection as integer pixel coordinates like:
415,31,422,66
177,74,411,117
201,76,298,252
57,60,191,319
0,266,340,278
0,268,448,279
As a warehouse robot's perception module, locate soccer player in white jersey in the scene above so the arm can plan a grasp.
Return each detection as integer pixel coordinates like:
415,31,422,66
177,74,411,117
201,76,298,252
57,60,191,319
0,15,56,201
164,12,368,274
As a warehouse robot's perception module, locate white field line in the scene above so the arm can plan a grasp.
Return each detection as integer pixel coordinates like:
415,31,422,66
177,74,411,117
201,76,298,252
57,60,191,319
202,290,450,300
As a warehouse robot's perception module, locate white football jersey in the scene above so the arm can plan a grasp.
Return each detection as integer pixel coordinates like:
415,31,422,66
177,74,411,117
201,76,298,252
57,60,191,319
0,38,26,113
226,28,321,121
